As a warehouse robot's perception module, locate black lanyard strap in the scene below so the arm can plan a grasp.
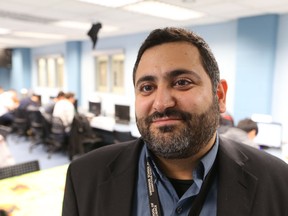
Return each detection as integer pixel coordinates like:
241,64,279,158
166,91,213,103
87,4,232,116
145,159,162,216
145,157,218,216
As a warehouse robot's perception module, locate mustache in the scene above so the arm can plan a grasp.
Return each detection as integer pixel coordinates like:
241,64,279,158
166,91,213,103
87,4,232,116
145,108,192,124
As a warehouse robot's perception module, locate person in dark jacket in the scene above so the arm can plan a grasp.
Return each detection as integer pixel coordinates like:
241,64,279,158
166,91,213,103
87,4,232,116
62,27,288,216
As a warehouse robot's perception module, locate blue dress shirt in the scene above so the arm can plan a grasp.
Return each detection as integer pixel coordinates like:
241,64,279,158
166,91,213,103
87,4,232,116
133,135,219,216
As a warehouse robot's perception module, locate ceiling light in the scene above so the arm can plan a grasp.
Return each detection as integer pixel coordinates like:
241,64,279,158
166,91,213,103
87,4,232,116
13,32,66,40
52,20,118,32
123,1,205,21
0,27,10,35
53,21,91,29
78,0,141,7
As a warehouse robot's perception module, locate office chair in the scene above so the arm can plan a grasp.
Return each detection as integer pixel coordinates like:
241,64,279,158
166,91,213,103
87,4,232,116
47,116,66,159
27,109,45,152
0,125,12,139
113,130,135,143
11,108,29,142
68,114,103,160
0,160,40,180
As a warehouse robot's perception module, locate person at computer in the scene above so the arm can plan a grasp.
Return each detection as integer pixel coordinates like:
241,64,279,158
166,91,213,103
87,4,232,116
43,91,65,115
221,118,259,149
62,27,288,216
52,92,76,133
0,89,19,126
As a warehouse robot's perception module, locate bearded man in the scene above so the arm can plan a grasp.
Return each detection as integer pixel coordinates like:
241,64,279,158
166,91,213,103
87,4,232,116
62,27,288,216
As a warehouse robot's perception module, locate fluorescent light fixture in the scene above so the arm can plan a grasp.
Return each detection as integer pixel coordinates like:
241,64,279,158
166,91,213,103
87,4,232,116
102,25,118,32
78,0,141,7
123,1,205,21
53,21,91,29
0,27,10,35
13,32,66,40
53,20,118,32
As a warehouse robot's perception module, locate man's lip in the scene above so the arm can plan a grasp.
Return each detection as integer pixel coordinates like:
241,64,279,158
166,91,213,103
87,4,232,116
152,117,182,125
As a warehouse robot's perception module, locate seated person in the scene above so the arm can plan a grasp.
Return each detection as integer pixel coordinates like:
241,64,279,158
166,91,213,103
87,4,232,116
218,111,234,134
220,118,259,148
0,89,19,126
18,92,41,111
52,92,76,133
43,91,65,115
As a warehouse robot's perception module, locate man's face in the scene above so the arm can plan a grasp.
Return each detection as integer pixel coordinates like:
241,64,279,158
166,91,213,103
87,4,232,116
134,42,225,159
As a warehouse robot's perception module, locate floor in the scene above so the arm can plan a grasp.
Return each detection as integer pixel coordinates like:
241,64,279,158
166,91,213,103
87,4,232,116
6,133,70,170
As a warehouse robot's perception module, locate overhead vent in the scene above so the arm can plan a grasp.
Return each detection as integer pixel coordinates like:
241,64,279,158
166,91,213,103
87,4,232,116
0,9,58,24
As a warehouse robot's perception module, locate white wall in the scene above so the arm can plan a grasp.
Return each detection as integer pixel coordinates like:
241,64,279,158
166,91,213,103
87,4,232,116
272,14,288,143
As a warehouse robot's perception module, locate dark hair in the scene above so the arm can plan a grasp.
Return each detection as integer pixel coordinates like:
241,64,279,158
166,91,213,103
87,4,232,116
65,92,75,99
237,118,259,135
132,27,220,93
57,91,65,98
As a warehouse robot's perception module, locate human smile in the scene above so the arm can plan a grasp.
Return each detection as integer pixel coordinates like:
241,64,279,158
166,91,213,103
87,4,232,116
152,116,182,127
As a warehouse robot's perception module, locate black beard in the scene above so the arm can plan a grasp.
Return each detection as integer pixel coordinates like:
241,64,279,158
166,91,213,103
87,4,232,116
136,97,220,159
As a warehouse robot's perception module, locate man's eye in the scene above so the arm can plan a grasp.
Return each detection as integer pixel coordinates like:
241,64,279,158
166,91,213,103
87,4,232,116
175,79,191,86
140,85,154,92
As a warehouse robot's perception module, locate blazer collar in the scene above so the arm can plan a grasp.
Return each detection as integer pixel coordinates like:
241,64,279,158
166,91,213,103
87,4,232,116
96,139,144,216
217,137,258,216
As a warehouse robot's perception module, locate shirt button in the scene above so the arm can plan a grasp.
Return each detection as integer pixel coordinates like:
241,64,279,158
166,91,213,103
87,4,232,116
176,206,183,214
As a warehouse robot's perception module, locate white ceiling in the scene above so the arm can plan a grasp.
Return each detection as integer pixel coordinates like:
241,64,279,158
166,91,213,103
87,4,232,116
0,0,288,49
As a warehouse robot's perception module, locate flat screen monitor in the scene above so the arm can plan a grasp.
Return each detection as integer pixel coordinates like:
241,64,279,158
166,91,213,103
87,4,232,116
0,49,12,68
254,122,282,148
115,105,130,124
89,101,101,116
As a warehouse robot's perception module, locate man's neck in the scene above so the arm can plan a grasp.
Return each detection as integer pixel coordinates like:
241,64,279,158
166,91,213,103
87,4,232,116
153,134,216,180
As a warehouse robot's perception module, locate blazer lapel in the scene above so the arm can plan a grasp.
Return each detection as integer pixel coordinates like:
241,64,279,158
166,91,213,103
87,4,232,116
96,139,144,216
217,138,258,216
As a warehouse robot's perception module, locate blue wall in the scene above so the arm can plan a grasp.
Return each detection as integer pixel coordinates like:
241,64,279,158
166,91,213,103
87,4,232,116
0,67,11,90
66,41,82,103
234,15,279,122
10,48,32,92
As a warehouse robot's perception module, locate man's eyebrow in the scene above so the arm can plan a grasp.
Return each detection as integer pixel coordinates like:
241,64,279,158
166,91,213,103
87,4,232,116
135,75,156,87
135,69,202,87
168,69,202,81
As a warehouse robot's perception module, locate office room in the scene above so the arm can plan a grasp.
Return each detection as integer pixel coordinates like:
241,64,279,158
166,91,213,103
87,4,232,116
1,0,288,215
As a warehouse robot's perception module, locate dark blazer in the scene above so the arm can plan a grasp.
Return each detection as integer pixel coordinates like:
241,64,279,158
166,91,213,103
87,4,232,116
62,137,288,216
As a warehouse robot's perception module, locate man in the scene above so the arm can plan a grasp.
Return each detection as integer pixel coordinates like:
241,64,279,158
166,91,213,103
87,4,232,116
0,89,19,126
62,27,288,216
221,118,259,148
43,91,65,115
52,92,76,133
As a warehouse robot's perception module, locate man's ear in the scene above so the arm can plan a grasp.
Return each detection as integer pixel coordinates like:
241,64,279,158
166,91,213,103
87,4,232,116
217,79,228,113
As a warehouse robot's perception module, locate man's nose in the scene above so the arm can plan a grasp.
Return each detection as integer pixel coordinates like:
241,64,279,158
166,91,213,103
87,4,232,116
152,88,176,113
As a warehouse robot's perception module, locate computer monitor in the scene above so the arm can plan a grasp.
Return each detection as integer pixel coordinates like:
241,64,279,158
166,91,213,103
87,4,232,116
254,122,282,148
115,104,130,124
89,101,101,116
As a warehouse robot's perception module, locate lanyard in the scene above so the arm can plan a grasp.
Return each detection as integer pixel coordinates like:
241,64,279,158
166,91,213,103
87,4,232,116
145,158,217,216
145,159,162,216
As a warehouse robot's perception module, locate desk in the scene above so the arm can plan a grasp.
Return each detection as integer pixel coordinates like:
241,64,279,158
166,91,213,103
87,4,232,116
90,116,140,138
0,164,68,216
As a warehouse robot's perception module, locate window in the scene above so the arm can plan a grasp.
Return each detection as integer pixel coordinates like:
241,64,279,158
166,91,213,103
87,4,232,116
36,56,64,88
94,51,125,94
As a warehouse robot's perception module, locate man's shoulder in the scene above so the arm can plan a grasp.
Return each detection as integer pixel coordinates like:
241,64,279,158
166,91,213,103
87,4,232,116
69,139,143,170
219,137,288,173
